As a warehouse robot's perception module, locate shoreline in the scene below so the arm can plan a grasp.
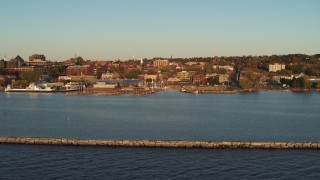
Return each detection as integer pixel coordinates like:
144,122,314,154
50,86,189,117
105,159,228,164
0,136,319,149
1,87,319,95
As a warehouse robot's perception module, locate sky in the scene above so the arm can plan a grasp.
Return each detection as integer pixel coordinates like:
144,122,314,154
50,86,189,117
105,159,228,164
0,0,319,61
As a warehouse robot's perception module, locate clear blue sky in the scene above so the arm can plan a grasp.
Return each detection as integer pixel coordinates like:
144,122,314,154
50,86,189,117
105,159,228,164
0,0,319,61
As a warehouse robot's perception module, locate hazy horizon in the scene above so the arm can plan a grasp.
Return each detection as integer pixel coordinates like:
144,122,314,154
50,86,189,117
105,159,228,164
1,0,319,61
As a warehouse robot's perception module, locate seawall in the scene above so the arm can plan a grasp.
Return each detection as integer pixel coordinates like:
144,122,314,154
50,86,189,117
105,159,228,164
0,136,319,149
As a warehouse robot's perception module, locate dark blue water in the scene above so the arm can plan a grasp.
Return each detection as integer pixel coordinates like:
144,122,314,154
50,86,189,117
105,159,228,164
1,91,320,179
1,91,320,141
1,145,320,179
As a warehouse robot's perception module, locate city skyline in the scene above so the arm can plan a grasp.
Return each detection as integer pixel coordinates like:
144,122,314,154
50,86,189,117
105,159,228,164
1,0,319,61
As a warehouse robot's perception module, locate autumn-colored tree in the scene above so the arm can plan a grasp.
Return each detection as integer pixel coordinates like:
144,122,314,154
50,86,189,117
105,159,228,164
239,77,254,89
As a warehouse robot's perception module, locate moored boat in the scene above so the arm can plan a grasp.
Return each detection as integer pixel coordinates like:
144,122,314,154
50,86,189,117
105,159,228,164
60,82,81,92
4,83,55,92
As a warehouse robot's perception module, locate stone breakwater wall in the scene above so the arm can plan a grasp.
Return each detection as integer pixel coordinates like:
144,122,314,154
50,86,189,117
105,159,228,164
0,137,319,149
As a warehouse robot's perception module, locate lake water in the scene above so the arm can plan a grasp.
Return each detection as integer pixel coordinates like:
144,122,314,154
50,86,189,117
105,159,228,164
1,91,320,179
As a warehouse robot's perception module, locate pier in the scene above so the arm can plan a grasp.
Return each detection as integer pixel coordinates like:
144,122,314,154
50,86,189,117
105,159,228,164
0,137,319,149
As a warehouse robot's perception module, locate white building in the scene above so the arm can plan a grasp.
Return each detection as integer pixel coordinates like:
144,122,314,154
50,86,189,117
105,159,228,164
269,63,285,72
153,60,169,67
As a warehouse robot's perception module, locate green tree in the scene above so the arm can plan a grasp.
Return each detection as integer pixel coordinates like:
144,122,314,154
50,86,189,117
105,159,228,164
19,71,43,83
0,68,7,75
124,69,141,79
207,76,218,85
278,69,291,76
258,63,269,71
205,68,213,74
291,77,311,89
303,78,312,89
215,68,227,74
160,66,171,73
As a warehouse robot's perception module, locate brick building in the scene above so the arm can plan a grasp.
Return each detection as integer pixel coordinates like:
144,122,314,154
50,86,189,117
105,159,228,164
66,65,93,76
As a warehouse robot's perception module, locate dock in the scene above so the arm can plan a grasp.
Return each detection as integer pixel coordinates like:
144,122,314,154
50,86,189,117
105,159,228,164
0,137,319,149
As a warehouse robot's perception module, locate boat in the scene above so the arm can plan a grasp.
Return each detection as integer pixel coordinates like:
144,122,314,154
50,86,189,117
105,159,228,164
180,87,187,93
4,83,55,92
61,82,81,92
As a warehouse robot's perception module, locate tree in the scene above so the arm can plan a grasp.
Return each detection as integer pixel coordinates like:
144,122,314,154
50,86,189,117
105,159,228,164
12,80,29,88
19,71,43,83
280,78,291,86
258,63,269,71
305,67,320,76
207,76,218,85
214,68,227,74
203,62,213,71
291,77,311,89
303,78,312,89
160,66,171,73
312,82,320,89
123,69,141,79
205,68,212,74
0,68,7,75
278,69,291,76
239,77,254,89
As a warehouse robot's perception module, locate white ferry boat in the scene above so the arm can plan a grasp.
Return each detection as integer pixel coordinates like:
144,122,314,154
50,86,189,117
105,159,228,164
62,82,81,92
4,83,55,92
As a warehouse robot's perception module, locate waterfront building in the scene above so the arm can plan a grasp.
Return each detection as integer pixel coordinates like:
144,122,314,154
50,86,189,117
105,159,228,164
153,59,169,68
167,77,181,85
121,79,143,87
144,73,157,81
269,63,285,72
177,71,190,81
93,81,118,88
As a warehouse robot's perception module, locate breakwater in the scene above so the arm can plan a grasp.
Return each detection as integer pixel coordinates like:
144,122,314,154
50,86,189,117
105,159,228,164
0,137,319,149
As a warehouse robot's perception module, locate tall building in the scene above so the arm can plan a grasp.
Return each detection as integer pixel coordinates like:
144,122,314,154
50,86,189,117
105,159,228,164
269,63,285,72
29,54,46,61
27,54,47,66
